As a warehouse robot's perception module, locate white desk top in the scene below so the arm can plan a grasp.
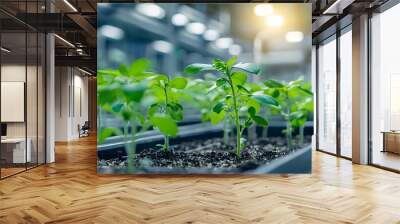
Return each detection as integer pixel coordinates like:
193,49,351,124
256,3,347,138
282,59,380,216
1,138,28,143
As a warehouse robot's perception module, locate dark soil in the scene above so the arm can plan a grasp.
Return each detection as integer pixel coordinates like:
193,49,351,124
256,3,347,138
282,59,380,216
98,136,311,171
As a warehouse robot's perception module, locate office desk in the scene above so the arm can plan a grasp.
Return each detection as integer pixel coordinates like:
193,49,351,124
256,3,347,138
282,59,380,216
382,131,400,154
1,138,31,163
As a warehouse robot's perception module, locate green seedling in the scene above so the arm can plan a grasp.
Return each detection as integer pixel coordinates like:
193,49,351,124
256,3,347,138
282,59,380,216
98,59,152,171
185,56,278,157
290,80,313,145
263,77,313,149
147,74,188,152
181,77,233,144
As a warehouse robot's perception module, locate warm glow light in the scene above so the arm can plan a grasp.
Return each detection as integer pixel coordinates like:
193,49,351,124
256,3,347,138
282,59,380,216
186,22,206,35
285,31,304,43
254,4,273,16
265,15,284,27
152,40,173,54
136,4,165,19
215,37,233,49
1,47,11,53
63,0,78,12
229,44,242,55
54,34,75,48
203,29,219,41
171,13,188,26
78,67,93,76
100,25,125,40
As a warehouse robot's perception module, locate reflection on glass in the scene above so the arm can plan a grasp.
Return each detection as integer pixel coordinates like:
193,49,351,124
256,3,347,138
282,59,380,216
318,38,337,154
1,31,27,177
340,30,352,158
371,4,400,171
27,31,38,169
38,33,46,165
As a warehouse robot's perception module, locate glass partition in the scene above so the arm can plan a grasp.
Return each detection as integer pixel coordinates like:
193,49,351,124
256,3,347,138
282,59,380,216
1,30,27,177
27,30,38,169
339,29,352,158
0,2,46,179
317,36,337,154
38,32,45,165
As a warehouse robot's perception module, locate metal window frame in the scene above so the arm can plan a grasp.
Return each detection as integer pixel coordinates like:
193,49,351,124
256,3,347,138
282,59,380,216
315,21,353,162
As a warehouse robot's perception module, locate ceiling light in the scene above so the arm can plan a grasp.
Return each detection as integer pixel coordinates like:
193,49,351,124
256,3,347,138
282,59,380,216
152,40,173,54
1,47,11,53
78,67,93,76
63,0,78,12
265,15,284,27
229,44,242,55
171,13,188,26
54,34,75,48
100,25,124,40
254,4,273,16
203,29,219,41
215,37,233,49
285,31,304,43
323,0,346,14
186,22,206,35
136,4,165,19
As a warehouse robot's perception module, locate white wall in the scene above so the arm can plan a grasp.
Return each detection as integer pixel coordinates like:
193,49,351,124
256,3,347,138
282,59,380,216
55,67,89,141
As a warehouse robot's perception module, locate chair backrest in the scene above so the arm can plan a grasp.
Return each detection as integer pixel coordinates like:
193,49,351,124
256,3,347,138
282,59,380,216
82,121,90,129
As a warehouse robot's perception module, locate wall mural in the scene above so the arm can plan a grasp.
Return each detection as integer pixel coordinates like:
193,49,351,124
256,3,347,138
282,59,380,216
97,3,313,174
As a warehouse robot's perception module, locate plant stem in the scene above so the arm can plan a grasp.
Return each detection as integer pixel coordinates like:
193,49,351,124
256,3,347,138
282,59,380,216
262,110,268,138
262,126,269,138
164,135,169,152
163,85,170,152
299,125,304,146
223,118,228,144
227,74,241,157
128,120,136,173
285,94,292,150
286,120,292,150
123,121,132,171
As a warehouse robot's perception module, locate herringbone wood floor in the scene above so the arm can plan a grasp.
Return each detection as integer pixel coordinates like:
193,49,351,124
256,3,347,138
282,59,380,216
1,136,400,224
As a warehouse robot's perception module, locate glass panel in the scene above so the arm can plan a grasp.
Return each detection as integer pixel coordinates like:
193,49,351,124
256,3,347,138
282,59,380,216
340,30,352,158
317,37,337,154
38,32,45,165
1,30,27,177
371,4,400,171
27,30,38,169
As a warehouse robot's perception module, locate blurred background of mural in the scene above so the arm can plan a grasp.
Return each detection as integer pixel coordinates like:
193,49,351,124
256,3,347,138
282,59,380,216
98,3,311,81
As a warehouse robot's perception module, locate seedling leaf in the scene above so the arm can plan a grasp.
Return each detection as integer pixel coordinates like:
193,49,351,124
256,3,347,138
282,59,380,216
264,79,284,88
210,111,226,125
184,63,214,74
233,63,260,74
231,71,247,86
213,102,225,113
170,76,188,89
151,114,178,137
251,94,278,106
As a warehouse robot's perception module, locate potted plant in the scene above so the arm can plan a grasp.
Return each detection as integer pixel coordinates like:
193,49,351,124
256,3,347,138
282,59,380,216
98,59,153,171
185,56,278,157
263,77,313,149
147,74,188,152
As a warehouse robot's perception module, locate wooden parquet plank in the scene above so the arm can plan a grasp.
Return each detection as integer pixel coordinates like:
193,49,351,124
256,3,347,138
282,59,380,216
0,135,400,223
